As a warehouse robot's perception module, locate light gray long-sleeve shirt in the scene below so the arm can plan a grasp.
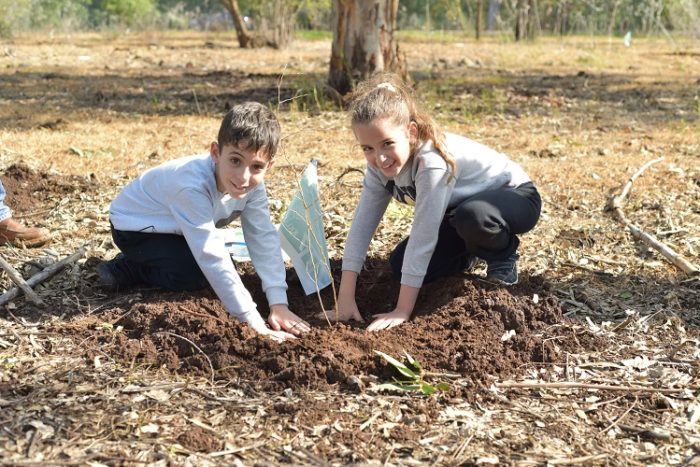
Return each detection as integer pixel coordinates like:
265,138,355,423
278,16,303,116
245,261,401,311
342,132,531,288
109,153,287,330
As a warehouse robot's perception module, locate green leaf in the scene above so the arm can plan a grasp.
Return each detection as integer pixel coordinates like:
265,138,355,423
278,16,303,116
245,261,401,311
436,382,451,392
404,351,422,372
620,292,633,300
420,383,436,395
374,350,417,379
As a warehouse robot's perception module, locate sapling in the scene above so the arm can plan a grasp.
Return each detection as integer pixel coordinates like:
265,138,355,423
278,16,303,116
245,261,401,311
373,350,450,395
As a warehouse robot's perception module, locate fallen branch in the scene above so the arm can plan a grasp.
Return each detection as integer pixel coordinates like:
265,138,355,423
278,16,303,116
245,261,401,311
0,246,86,307
0,254,44,306
496,381,696,394
608,158,699,276
548,453,608,465
618,424,671,441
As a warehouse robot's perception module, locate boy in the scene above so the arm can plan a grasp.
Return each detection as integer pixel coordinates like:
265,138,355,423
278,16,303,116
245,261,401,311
97,102,309,342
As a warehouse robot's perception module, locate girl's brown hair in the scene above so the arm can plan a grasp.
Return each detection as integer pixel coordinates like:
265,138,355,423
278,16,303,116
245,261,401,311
350,73,456,178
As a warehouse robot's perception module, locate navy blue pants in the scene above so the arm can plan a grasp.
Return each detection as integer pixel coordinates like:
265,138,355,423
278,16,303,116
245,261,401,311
109,224,209,291
389,182,541,283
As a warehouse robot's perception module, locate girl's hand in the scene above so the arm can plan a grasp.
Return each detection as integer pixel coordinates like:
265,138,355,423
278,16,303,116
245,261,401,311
257,327,298,342
269,304,311,336
367,308,411,331
316,295,364,322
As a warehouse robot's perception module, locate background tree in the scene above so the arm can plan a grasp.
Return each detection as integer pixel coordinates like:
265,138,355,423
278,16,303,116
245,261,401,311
328,0,407,95
219,0,254,47
220,0,305,49
515,0,540,40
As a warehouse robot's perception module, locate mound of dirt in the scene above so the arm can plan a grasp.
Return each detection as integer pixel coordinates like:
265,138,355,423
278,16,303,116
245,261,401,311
2,164,590,399
80,259,585,399
1,164,94,215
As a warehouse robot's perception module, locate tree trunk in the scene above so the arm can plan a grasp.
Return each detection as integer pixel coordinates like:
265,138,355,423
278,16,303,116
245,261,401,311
515,0,538,40
270,0,294,49
476,0,482,40
220,0,254,48
514,0,529,40
486,0,500,31
607,0,621,35
329,0,407,96
529,0,541,38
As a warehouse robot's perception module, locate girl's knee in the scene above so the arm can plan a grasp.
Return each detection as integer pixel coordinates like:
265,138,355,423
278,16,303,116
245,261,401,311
452,200,496,235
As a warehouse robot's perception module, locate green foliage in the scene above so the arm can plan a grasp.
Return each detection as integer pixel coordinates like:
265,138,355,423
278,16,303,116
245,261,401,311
373,350,450,395
90,0,158,27
0,0,698,36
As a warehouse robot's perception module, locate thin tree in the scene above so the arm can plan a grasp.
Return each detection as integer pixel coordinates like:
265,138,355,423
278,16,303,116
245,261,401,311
220,0,255,48
328,0,408,95
220,0,298,49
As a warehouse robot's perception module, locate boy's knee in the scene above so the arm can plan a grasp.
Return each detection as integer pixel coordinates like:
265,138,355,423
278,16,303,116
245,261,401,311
159,270,208,291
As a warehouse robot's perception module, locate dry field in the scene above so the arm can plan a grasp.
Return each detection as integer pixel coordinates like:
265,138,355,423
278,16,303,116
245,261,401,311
0,31,699,465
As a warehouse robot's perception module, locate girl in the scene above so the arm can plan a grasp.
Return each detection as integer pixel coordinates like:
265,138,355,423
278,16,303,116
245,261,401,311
337,74,541,331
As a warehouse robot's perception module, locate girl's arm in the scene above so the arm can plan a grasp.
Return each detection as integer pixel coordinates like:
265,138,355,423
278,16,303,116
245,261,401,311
333,270,363,321
335,167,392,322
368,157,455,331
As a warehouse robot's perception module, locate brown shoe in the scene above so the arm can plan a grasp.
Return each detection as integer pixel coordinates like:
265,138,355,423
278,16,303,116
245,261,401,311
0,218,51,248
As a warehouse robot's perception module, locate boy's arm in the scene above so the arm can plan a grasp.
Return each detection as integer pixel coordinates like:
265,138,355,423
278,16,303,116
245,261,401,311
169,188,271,332
241,186,310,335
239,184,288,307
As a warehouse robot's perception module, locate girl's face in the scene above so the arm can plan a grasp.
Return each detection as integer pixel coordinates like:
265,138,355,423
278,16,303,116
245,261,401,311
353,118,417,178
211,141,274,199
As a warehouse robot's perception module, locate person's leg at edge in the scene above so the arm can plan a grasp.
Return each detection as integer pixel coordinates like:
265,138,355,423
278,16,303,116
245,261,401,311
97,225,209,291
0,180,51,247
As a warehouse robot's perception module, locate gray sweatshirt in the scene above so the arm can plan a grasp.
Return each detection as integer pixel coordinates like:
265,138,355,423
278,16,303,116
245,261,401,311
342,132,531,288
109,153,287,330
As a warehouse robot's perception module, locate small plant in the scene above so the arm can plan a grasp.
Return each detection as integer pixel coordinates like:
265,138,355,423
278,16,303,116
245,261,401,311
373,350,450,395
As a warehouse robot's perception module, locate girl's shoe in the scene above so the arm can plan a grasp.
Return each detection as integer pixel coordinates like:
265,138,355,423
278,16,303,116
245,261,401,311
486,253,519,285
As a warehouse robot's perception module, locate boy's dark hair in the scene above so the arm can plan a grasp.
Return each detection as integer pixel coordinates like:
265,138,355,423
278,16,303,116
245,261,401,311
217,102,280,159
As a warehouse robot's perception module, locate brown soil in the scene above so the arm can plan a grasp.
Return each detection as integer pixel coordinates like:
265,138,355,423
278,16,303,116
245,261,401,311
2,164,587,399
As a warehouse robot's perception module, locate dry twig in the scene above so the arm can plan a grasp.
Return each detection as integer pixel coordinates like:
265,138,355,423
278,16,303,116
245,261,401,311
0,253,44,306
0,246,86,306
496,381,695,394
608,158,699,275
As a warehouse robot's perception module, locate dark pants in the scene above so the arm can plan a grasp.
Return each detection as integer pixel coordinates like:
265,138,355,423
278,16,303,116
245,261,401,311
109,224,209,291
389,182,541,284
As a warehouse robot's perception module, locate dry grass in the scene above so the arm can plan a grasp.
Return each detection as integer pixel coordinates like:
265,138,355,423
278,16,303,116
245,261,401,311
0,31,699,464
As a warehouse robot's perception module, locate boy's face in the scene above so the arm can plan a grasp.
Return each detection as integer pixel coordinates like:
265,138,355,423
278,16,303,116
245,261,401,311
211,141,274,199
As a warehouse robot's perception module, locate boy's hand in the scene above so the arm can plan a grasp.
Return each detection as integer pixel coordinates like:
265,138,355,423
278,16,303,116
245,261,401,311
367,308,411,332
269,304,310,336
